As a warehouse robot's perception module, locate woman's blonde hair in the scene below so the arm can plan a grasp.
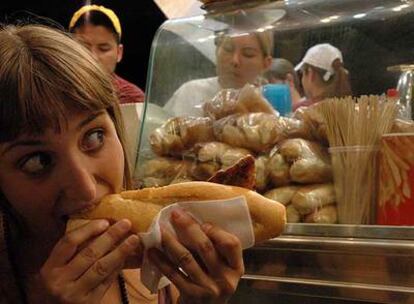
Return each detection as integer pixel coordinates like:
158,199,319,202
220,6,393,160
215,29,274,58
0,24,132,188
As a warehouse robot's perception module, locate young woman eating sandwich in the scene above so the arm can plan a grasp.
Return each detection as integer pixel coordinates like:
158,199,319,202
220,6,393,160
0,24,244,304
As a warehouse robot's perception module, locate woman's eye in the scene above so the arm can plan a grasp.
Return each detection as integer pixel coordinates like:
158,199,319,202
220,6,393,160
82,129,105,151
20,153,53,175
242,50,258,58
221,43,234,53
99,46,111,52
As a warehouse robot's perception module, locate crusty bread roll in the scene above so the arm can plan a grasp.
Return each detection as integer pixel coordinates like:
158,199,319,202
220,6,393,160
72,182,286,244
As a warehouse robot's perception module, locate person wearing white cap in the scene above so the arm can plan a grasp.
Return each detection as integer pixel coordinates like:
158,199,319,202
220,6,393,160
293,43,352,111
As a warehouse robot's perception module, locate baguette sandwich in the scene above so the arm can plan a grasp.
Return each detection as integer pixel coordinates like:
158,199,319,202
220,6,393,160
70,181,286,244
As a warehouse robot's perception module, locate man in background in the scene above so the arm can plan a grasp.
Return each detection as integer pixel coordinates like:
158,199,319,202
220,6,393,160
69,4,145,104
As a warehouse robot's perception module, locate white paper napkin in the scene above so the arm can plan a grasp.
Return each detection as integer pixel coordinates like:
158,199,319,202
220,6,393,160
138,196,255,293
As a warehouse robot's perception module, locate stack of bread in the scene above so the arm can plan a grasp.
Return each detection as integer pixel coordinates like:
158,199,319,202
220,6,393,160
140,85,338,223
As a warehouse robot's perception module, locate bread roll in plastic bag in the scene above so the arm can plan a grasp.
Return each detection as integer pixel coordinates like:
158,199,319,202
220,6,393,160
140,157,194,187
214,113,288,152
279,138,332,184
293,103,328,144
304,205,338,224
150,117,215,156
255,155,269,192
287,204,301,223
203,84,277,120
292,184,336,215
194,142,252,167
267,152,291,186
264,186,300,206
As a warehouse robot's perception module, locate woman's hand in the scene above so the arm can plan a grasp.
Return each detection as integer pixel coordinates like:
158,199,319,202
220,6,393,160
40,219,141,304
148,209,244,304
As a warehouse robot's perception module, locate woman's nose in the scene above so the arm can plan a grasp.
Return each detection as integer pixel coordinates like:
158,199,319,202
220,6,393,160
231,51,241,67
61,155,97,204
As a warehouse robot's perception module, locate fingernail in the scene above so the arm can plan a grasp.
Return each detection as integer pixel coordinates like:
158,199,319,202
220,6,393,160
171,208,185,221
202,223,213,232
99,220,110,229
126,235,139,248
118,219,131,231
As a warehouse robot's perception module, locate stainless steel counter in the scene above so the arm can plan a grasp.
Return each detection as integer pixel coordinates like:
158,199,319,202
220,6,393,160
231,224,414,304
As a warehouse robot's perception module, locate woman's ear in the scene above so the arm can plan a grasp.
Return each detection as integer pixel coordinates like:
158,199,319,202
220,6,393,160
116,44,124,63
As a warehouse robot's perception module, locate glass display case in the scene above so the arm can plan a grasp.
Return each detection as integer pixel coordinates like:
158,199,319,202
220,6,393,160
132,0,414,302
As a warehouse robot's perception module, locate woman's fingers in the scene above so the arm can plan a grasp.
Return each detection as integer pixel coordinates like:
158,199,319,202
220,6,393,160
77,234,140,292
169,209,223,275
161,226,218,291
201,223,244,273
88,270,120,300
66,219,134,280
148,248,217,299
44,220,110,269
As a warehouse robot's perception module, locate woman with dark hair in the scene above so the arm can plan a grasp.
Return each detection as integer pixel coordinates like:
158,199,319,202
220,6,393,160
69,5,145,104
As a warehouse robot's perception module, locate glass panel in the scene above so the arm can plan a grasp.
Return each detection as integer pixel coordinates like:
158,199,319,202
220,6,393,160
135,0,414,232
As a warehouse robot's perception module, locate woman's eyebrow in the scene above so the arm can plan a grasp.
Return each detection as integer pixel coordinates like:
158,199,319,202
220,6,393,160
76,110,106,131
1,111,106,157
1,140,44,156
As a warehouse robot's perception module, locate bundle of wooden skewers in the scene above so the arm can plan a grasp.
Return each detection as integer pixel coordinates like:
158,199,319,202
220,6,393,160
319,96,397,224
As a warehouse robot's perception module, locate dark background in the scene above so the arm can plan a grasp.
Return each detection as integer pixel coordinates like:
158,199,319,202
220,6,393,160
0,0,166,92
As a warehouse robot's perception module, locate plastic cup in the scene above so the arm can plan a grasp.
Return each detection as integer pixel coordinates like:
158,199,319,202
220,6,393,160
262,83,292,116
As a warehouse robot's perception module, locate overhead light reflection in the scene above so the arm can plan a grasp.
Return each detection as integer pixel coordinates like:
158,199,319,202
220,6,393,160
320,15,339,23
393,4,410,12
353,13,367,19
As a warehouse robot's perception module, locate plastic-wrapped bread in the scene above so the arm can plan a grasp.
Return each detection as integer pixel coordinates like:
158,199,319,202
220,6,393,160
203,84,276,120
293,103,328,144
255,155,270,192
304,205,338,224
292,184,336,215
267,153,291,186
214,113,288,152
72,182,287,244
289,158,332,184
150,117,215,156
195,142,252,167
190,162,221,181
264,186,300,206
286,204,301,223
140,157,194,187
279,138,332,184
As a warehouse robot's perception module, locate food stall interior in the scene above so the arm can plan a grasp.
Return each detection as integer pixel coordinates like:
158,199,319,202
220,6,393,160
133,0,414,302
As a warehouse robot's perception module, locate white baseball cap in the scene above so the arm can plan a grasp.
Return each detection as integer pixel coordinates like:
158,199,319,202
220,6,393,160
295,43,343,81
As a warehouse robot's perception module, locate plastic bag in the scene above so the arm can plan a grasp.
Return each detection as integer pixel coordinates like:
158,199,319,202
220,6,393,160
150,116,215,156
203,84,277,120
291,183,336,215
278,138,332,184
213,113,288,152
194,141,252,167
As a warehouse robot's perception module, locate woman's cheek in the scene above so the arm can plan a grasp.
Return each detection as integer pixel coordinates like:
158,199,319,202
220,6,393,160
104,136,125,192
